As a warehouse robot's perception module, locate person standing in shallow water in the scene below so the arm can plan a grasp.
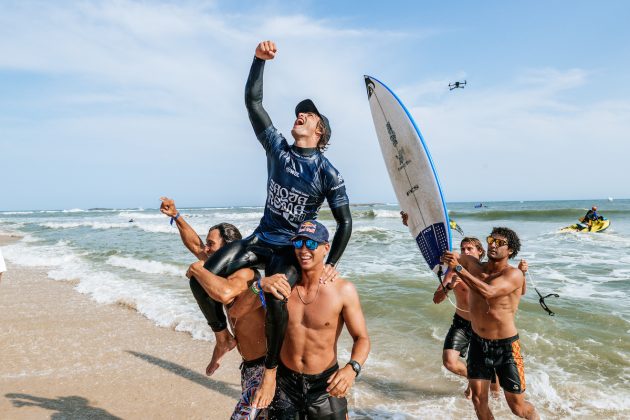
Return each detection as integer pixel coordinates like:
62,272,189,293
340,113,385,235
433,236,496,398
189,40,353,409
442,227,539,420
402,212,530,400
401,212,499,397
435,236,529,398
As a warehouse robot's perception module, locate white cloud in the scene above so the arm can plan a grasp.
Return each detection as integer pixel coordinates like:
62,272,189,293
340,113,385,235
0,0,407,209
0,1,628,209
405,68,630,200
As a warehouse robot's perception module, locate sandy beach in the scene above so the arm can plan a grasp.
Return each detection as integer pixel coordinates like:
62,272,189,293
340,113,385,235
3,201,630,419
0,235,242,419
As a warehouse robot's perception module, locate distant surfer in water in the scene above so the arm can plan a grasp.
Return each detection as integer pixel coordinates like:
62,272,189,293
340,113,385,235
189,40,353,408
161,196,289,419
442,227,539,420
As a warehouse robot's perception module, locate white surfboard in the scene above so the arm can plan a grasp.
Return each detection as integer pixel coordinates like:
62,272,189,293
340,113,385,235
365,75,452,276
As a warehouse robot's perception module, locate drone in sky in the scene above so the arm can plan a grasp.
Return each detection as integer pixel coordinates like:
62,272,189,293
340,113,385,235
448,80,467,91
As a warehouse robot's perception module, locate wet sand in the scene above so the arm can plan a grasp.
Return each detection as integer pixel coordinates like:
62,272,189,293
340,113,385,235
0,235,242,419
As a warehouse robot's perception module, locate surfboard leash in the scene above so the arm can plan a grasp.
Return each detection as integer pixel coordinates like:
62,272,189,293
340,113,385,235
526,271,560,316
437,266,470,313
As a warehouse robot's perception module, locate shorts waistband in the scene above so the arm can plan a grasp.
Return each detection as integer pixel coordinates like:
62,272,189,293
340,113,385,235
453,313,471,324
278,361,339,381
471,331,519,346
241,356,266,370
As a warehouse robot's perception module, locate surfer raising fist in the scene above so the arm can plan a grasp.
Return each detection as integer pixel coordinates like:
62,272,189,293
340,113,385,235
256,40,277,60
186,40,353,410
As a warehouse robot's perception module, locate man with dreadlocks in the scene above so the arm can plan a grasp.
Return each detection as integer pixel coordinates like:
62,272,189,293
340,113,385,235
441,227,539,420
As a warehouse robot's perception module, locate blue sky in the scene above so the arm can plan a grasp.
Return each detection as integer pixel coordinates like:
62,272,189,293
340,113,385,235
1,0,629,210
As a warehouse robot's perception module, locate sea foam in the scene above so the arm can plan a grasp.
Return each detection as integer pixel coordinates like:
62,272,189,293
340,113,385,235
106,256,185,276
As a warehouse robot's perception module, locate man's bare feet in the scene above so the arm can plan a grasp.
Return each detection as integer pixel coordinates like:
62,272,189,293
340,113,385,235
206,330,237,376
252,367,277,409
464,384,472,399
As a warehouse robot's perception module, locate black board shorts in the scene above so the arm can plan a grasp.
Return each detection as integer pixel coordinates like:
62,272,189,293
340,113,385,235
467,332,527,394
268,362,348,419
443,313,473,358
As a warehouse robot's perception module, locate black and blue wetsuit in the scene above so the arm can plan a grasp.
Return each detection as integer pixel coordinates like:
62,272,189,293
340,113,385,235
189,56,352,369
251,123,349,245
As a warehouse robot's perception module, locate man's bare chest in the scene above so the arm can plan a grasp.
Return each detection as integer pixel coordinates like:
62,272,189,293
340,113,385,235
287,295,343,331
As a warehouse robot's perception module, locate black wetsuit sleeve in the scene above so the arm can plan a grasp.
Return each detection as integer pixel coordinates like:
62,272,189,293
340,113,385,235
326,204,352,266
244,57,272,137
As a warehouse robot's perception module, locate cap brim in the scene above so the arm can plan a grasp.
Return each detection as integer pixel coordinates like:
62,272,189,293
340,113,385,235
291,233,316,242
295,99,331,144
295,99,321,117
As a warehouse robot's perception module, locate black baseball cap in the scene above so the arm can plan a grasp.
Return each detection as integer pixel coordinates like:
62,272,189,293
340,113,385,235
295,99,331,145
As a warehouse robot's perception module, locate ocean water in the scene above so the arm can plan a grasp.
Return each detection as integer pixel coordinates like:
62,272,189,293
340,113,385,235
1,199,629,419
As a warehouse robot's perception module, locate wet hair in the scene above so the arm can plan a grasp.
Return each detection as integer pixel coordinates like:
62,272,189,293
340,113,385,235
490,227,521,259
208,223,242,244
460,237,486,260
316,119,329,152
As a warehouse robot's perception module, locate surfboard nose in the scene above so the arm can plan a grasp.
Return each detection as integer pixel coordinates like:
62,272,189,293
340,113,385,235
364,75,375,98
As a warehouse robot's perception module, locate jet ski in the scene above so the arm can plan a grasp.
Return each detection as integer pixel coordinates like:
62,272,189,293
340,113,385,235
560,217,610,233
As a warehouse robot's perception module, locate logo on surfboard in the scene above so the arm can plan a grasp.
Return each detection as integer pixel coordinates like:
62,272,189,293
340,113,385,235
386,122,398,147
365,78,376,98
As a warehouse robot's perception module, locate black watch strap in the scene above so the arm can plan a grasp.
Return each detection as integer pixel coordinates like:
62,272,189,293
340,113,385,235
347,360,361,377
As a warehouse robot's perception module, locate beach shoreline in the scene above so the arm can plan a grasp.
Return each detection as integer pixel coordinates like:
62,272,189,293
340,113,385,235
2,199,629,418
0,235,241,419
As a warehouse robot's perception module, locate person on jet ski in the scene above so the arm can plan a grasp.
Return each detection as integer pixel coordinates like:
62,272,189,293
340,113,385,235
582,206,601,230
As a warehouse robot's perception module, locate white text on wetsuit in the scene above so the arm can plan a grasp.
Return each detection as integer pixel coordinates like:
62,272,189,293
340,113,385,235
268,179,309,224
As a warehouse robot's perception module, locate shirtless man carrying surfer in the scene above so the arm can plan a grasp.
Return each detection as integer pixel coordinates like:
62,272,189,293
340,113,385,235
265,220,370,418
189,40,352,407
162,196,289,419
441,227,539,420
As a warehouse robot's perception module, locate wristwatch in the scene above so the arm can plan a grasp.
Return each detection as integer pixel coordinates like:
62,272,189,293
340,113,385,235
347,360,361,377
454,264,463,273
